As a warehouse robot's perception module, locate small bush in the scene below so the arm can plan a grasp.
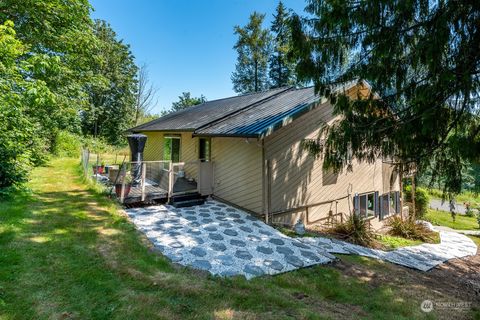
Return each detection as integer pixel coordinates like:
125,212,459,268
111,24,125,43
387,216,438,242
53,131,83,158
404,186,430,218
82,136,114,154
465,202,476,217
330,214,374,247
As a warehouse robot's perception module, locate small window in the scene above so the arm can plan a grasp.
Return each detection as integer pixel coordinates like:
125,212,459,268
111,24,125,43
164,135,180,162
379,191,400,219
354,192,377,219
199,138,211,162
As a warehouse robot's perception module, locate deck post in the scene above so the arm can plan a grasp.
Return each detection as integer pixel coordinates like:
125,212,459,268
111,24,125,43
196,160,200,194
120,164,126,204
141,162,146,201
168,161,174,201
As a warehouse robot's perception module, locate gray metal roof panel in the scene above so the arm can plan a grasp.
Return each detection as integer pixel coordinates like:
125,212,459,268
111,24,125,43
129,87,290,132
194,87,323,137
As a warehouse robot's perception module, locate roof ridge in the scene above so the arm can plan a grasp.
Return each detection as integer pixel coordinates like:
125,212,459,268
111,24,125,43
193,86,295,135
128,86,290,132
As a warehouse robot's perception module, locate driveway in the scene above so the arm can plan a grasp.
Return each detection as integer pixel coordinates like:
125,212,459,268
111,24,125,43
125,200,333,279
430,199,466,214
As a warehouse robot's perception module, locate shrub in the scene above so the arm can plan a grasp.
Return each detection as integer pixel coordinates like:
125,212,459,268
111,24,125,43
53,131,83,158
404,186,430,219
464,202,475,217
387,216,438,242
82,136,114,154
330,214,374,247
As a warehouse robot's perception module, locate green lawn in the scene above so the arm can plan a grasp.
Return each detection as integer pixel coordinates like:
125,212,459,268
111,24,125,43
376,235,424,250
0,158,466,319
425,209,479,230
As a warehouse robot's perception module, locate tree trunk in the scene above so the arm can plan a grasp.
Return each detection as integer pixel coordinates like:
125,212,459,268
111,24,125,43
411,173,416,221
399,163,404,219
254,60,258,92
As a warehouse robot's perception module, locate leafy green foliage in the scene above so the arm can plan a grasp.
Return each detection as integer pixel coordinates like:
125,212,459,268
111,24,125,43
53,131,83,158
82,20,138,146
291,0,480,196
0,21,54,189
231,12,271,93
330,214,374,247
387,216,438,242
0,2,140,189
404,186,430,219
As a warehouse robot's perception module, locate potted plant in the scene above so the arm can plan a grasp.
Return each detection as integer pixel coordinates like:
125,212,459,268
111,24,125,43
115,174,132,198
93,163,105,175
99,161,106,174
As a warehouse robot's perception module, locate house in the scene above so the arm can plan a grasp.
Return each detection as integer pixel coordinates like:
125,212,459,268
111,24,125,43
128,81,401,230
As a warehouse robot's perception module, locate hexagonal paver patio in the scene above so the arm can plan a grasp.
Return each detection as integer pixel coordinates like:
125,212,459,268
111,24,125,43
125,200,334,279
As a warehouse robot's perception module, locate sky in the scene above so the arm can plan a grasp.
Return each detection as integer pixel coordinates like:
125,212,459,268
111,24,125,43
89,0,307,114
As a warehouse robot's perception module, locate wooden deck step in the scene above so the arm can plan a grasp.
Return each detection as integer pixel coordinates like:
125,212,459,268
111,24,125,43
170,192,205,208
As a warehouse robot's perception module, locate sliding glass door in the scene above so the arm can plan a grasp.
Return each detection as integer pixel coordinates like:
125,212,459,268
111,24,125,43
164,136,180,162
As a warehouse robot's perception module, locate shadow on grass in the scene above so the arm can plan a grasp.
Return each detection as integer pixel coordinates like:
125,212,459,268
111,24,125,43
0,158,476,319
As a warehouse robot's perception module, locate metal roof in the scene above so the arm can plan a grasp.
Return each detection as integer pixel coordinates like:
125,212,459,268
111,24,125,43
194,87,325,138
129,87,290,132
129,81,361,138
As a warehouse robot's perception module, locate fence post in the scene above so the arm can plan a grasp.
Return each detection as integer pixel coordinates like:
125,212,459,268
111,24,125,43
120,164,126,204
141,162,146,201
168,161,174,201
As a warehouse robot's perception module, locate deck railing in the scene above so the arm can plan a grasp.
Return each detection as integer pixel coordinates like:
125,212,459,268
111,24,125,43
81,149,206,204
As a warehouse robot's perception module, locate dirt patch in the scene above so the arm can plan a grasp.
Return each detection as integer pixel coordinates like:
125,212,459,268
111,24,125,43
332,249,480,319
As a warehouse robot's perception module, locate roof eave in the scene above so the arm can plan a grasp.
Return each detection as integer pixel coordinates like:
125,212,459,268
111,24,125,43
192,132,260,139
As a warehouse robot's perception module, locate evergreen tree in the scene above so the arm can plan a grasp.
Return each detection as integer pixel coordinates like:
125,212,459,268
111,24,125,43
292,0,480,196
269,1,296,88
231,12,271,93
162,92,206,115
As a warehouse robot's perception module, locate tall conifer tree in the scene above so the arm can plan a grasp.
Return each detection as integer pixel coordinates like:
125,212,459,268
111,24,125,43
231,12,271,93
269,1,296,88
292,0,480,196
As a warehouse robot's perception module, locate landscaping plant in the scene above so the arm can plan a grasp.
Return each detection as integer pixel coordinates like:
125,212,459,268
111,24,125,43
404,186,430,219
465,202,475,218
330,214,374,247
387,216,438,243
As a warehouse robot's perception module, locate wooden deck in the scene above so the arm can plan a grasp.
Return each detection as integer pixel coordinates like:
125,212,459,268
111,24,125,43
123,184,168,204
121,177,197,204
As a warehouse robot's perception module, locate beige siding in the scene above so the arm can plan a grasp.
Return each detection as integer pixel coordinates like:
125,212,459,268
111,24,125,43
264,100,399,228
211,137,263,214
141,131,199,178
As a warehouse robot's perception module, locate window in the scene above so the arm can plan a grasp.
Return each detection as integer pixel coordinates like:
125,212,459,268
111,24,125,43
199,138,211,162
379,191,401,220
164,135,180,162
353,192,378,219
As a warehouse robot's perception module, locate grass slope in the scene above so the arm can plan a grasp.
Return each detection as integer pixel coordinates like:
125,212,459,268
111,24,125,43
0,158,464,319
426,209,479,231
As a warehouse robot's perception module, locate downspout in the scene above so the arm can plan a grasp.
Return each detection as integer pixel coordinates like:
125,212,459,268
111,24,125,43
261,139,268,224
